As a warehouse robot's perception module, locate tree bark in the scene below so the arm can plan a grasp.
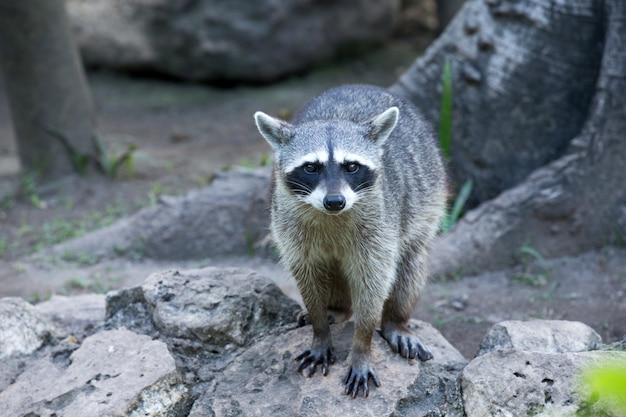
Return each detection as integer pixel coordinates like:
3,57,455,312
436,0,466,32
390,0,626,276
0,0,94,180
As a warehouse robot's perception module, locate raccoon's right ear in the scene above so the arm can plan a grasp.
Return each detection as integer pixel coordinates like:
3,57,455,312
366,106,399,146
254,111,294,150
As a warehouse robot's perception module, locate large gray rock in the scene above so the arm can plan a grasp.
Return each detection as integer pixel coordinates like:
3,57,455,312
106,266,300,346
66,0,400,82
43,168,272,261
190,319,467,417
0,297,60,359
105,266,301,392
104,267,468,416
0,328,189,417
462,349,626,417
476,320,602,357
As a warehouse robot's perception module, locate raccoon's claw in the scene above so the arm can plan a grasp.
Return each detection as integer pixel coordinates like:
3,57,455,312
342,364,380,398
295,347,336,377
395,334,433,361
380,327,434,361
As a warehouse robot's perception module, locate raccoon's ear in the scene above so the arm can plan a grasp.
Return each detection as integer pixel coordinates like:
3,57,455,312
366,106,399,146
254,111,293,150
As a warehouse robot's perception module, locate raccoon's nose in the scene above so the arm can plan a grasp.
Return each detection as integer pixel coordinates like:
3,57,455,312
323,194,346,212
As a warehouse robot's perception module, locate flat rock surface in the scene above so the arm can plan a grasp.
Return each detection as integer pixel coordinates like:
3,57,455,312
0,328,188,417
191,319,466,417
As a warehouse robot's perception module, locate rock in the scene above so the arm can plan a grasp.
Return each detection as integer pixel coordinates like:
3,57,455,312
0,297,60,359
190,319,466,417
106,266,300,346
4,264,619,416
462,348,626,417
43,168,273,261
66,0,401,82
36,294,105,337
0,328,189,417
476,320,602,357
104,266,467,415
105,267,301,389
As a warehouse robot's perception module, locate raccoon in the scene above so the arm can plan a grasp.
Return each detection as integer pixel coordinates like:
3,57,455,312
254,85,447,398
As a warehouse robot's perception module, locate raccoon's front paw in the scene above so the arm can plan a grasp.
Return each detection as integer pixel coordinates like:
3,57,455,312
381,323,434,361
342,362,381,398
295,346,336,377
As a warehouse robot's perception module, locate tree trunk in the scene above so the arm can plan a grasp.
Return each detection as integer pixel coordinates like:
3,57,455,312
0,0,94,180
436,0,466,32
390,0,626,276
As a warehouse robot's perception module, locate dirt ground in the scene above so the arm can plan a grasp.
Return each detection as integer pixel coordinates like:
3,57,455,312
1,35,625,360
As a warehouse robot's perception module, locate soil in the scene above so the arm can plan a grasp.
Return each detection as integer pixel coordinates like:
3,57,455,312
1,34,625,360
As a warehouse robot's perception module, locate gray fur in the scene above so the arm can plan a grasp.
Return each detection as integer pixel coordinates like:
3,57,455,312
254,84,447,397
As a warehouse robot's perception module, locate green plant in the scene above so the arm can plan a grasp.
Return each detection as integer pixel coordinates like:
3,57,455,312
148,181,164,206
245,231,256,257
0,236,8,257
46,126,90,175
19,171,44,209
61,250,98,266
47,126,137,178
63,275,113,294
437,58,473,233
441,179,473,232
512,245,552,287
92,134,137,178
438,58,453,160
575,358,626,416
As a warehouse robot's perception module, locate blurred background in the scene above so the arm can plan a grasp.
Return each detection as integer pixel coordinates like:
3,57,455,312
0,0,461,262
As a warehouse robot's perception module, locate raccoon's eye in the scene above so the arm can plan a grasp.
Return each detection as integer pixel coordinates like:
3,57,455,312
303,163,318,173
345,162,359,173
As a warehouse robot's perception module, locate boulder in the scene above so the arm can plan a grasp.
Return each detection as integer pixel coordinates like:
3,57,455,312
476,320,602,357
462,349,626,417
43,168,272,261
190,320,467,417
105,266,302,391
106,266,300,346
0,328,189,417
66,0,401,82
105,267,468,415
4,265,620,416
0,297,60,359
465,319,625,417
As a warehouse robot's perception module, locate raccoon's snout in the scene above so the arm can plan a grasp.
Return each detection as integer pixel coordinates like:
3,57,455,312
323,194,346,212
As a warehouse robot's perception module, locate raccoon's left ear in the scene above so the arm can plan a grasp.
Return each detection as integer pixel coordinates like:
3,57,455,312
366,106,399,146
254,111,294,150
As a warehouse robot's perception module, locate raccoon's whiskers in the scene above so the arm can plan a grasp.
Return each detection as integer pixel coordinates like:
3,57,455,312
285,179,313,195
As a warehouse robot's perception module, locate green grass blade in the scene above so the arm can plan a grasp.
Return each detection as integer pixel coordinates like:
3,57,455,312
438,59,453,160
449,179,472,224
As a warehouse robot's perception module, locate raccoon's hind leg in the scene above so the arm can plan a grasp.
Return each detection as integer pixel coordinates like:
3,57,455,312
380,242,434,362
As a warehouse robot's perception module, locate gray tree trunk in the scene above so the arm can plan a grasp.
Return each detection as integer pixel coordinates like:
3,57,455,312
436,0,465,31
0,0,94,180
390,0,626,276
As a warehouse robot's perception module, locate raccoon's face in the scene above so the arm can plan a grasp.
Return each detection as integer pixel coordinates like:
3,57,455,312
254,107,399,215
281,144,377,213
